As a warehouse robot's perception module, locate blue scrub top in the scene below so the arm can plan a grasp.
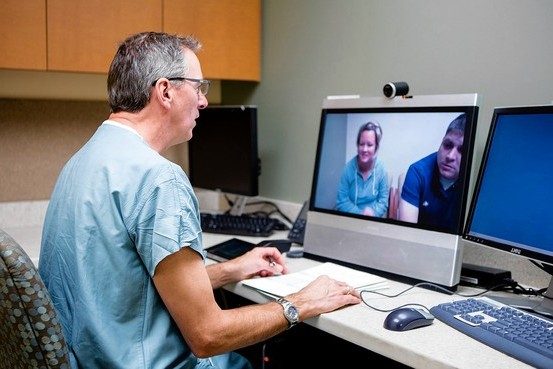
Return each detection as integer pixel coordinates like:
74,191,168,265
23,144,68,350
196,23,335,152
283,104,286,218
39,122,248,369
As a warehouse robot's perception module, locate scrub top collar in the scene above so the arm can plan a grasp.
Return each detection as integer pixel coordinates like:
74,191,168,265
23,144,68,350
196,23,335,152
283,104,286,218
102,119,144,140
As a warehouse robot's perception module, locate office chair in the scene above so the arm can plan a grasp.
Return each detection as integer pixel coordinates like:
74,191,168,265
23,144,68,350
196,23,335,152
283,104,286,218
0,229,70,369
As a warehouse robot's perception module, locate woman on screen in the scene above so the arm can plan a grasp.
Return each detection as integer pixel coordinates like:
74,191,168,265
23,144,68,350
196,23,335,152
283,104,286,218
336,121,389,217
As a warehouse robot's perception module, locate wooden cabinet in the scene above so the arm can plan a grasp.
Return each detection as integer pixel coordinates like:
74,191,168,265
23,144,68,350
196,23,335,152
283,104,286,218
0,0,259,80
0,0,47,70
164,0,261,81
47,0,162,73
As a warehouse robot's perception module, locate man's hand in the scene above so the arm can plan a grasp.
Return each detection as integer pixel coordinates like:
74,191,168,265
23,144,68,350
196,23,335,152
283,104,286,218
229,246,288,280
285,275,362,321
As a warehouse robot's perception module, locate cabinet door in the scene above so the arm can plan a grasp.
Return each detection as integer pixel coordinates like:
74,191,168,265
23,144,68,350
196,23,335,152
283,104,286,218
0,0,47,70
164,0,260,81
47,0,162,73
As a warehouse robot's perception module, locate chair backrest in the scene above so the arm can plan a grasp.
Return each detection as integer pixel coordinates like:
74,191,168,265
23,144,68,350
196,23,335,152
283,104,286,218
0,229,70,369
387,172,405,220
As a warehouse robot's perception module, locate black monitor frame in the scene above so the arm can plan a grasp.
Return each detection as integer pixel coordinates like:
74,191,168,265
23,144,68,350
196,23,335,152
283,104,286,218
188,105,260,198
310,105,479,235
463,105,553,316
464,105,553,266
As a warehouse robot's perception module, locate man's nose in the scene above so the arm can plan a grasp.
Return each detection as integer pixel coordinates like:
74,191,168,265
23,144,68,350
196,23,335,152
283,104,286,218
198,94,208,109
446,149,457,160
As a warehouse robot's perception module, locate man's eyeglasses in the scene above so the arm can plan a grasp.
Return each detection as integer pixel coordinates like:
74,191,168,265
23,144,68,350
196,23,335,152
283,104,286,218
152,77,211,96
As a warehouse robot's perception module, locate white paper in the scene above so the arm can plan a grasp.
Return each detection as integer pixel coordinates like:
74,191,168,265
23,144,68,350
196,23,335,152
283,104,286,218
241,262,387,298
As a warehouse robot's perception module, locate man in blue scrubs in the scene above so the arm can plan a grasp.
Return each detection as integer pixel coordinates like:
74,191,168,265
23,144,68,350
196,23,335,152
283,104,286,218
39,32,361,369
398,114,466,232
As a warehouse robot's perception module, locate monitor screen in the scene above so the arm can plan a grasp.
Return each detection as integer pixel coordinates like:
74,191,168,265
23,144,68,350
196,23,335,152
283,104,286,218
304,94,479,287
465,106,553,266
464,105,553,315
188,105,259,196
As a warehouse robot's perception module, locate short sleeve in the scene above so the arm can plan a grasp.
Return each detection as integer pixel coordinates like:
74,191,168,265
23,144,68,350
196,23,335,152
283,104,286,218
401,165,421,207
134,169,203,277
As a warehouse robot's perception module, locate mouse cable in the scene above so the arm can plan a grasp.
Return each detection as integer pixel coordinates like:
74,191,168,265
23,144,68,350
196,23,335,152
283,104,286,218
359,284,435,312
359,298,430,313
359,281,522,313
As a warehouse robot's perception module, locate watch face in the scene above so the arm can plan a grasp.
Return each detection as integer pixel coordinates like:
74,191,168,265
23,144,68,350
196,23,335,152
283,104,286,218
288,306,299,320
278,298,299,326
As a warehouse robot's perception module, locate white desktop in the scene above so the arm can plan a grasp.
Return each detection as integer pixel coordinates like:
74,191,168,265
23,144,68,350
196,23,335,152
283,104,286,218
202,231,532,369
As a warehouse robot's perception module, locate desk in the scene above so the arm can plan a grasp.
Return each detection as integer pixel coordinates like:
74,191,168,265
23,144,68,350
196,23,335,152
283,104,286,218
203,232,533,369
3,209,534,369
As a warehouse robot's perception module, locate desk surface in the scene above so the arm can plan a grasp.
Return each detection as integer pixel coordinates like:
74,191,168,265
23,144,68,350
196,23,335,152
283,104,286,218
204,232,533,369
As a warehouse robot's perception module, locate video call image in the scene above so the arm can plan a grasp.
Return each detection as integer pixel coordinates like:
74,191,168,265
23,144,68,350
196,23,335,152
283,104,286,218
313,110,471,234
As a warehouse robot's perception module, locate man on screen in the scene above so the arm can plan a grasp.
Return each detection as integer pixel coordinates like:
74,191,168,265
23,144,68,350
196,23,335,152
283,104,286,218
398,114,466,232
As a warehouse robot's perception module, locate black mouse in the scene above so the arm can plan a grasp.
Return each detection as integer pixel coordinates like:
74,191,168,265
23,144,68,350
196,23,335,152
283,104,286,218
383,307,434,331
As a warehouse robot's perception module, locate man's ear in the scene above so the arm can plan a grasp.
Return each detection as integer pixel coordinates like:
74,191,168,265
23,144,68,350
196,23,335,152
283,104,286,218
152,79,172,108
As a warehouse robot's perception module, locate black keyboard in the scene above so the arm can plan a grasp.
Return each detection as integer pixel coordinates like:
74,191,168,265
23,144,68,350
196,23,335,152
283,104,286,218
430,297,553,369
200,213,283,237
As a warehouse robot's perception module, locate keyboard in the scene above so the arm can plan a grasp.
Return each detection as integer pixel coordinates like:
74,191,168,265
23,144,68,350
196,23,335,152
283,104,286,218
200,213,285,237
430,297,553,369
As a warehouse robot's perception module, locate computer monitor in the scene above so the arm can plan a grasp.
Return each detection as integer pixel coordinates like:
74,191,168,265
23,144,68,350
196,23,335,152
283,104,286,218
304,94,479,287
464,105,553,316
188,105,260,213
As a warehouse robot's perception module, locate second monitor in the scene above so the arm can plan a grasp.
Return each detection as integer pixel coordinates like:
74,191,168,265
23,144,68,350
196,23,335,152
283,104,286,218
464,105,553,315
188,105,260,212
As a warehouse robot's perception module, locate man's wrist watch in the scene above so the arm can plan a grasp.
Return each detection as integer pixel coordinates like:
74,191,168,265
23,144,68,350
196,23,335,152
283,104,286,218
276,297,299,329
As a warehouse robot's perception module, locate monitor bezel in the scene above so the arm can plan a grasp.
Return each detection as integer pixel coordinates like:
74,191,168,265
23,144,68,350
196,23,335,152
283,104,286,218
463,105,553,266
188,105,260,197
309,104,479,236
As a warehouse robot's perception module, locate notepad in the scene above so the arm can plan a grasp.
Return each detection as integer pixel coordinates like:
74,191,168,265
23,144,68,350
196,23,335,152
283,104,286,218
241,262,388,298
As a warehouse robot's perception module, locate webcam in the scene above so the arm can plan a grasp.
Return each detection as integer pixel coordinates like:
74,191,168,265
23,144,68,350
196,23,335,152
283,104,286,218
383,82,410,98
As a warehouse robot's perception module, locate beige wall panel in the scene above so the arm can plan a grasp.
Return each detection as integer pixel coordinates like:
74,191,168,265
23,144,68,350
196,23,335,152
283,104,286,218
0,99,109,201
0,0,47,70
164,0,261,81
47,0,162,73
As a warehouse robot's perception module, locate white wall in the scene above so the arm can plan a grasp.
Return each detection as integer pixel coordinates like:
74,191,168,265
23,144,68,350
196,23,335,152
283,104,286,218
249,0,553,203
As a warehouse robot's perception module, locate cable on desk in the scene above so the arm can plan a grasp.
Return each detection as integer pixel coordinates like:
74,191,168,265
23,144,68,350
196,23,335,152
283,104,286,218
499,279,553,300
359,280,539,312
223,194,293,226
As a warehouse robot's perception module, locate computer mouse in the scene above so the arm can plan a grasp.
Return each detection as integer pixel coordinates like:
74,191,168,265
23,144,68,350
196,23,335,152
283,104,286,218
383,307,434,331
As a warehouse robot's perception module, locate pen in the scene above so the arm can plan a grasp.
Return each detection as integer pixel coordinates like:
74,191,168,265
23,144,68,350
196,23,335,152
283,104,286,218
268,257,282,276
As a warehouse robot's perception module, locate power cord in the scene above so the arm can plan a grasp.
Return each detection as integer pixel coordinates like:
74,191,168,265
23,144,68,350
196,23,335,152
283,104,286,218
261,343,268,369
497,278,553,300
223,194,294,226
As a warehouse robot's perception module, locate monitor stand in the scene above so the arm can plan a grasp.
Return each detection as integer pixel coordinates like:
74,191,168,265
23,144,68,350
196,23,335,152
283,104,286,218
229,195,248,216
487,265,553,317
